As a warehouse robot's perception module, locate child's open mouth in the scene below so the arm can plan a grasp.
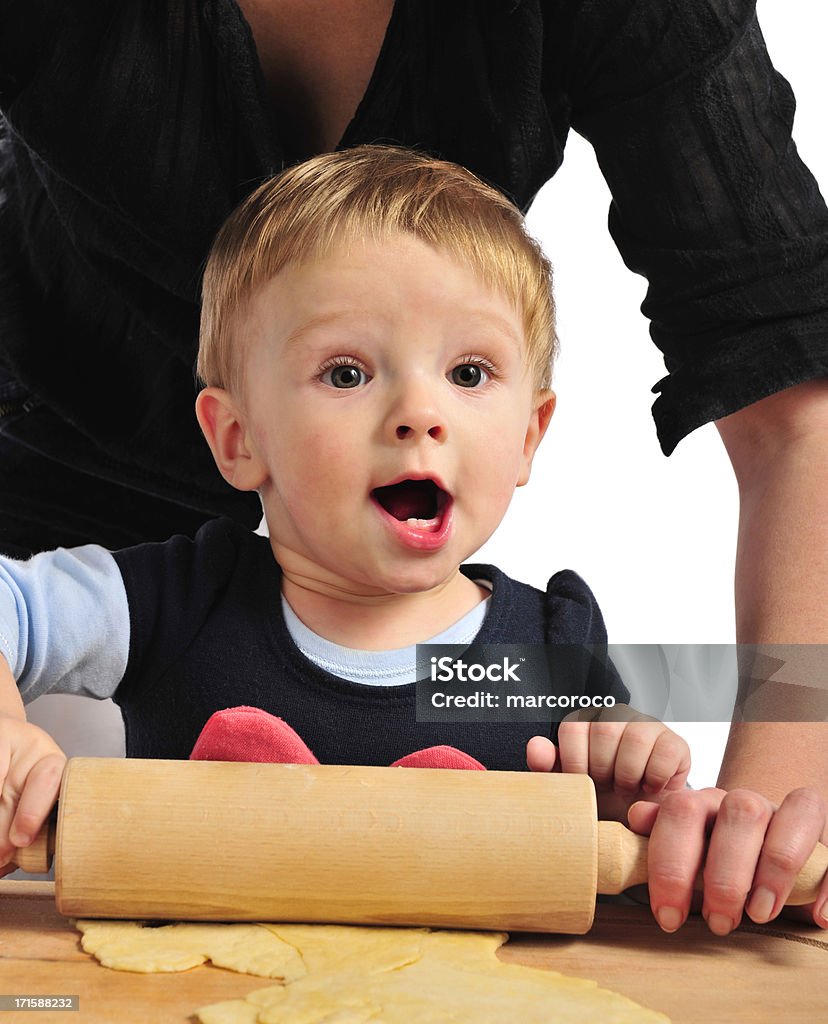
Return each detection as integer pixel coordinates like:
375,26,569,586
370,477,453,550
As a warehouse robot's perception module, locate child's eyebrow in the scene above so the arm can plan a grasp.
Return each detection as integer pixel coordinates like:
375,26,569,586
282,309,523,352
461,312,524,350
283,310,368,351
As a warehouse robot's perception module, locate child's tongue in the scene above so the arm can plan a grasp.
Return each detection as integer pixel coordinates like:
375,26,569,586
375,480,436,522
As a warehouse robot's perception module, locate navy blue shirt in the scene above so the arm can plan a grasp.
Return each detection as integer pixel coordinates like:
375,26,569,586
112,518,628,768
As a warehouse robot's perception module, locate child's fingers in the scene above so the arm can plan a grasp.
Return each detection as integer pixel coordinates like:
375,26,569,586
582,720,628,786
555,719,592,775
626,799,660,836
613,722,664,794
525,735,558,772
560,705,656,786
0,729,11,803
641,728,691,794
0,733,16,867
0,811,15,869
0,796,16,870
9,753,64,848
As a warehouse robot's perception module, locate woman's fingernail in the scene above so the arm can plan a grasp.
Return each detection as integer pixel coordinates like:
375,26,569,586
707,913,734,936
656,907,683,932
815,900,828,928
747,887,776,923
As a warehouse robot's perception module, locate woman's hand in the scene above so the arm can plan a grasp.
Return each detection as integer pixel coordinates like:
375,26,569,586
629,786,828,934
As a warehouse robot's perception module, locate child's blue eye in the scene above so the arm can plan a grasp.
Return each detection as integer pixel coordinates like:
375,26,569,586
451,363,489,388
324,364,365,389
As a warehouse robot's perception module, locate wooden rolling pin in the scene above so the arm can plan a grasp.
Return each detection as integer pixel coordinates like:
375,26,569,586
11,758,828,934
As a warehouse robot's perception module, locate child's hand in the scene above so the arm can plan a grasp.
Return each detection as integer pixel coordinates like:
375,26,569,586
629,786,828,935
0,716,65,877
526,706,691,821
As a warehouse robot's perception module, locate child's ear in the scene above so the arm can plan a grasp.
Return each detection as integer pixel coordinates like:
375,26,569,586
517,390,555,487
195,387,268,492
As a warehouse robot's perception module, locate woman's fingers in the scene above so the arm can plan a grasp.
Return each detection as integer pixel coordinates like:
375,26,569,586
630,786,828,935
631,787,724,932
700,788,774,934
742,787,826,926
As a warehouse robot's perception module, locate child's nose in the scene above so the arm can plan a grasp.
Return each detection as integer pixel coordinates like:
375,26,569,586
395,421,444,441
386,385,447,444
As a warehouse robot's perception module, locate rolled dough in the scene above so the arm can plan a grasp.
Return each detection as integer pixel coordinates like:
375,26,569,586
77,920,670,1023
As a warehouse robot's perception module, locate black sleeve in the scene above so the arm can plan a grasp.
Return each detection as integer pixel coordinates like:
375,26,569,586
0,2,52,105
111,518,241,702
544,568,608,643
544,569,630,706
0,3,119,108
548,0,828,453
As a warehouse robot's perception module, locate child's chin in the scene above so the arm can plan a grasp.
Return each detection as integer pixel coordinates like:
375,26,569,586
375,562,456,596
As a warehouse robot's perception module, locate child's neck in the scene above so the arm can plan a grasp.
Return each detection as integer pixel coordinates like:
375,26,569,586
276,553,488,650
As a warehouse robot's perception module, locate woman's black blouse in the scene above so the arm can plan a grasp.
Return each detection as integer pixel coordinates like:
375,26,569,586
1,0,826,516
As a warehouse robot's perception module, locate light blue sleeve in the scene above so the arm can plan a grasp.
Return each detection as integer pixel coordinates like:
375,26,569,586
0,546,130,702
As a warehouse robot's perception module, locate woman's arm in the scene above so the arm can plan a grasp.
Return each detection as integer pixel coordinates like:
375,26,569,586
715,378,828,841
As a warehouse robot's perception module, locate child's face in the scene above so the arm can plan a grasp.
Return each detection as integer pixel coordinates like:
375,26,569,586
216,233,552,595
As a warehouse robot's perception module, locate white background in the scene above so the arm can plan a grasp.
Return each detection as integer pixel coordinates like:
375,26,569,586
27,1,827,790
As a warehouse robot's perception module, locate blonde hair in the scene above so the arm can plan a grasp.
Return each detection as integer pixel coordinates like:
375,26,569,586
198,146,556,393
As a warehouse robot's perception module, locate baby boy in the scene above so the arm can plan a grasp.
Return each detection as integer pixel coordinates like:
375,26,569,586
1,146,818,936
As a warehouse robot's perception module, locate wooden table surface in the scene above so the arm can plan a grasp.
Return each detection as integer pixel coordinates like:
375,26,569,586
2,881,827,1023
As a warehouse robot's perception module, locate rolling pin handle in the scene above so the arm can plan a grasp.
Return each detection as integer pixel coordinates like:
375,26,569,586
597,820,828,907
11,818,56,875
789,842,828,906
596,821,649,895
